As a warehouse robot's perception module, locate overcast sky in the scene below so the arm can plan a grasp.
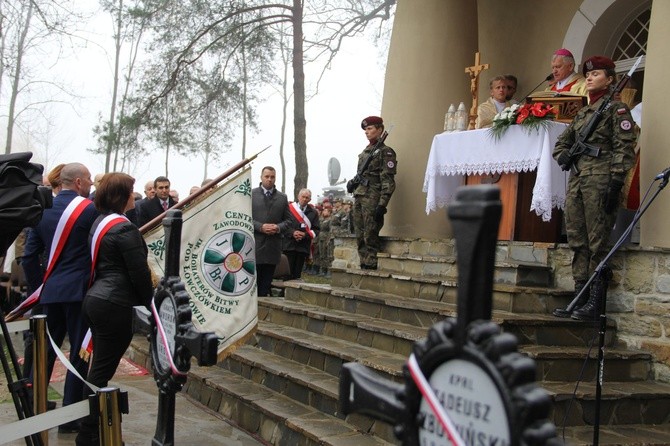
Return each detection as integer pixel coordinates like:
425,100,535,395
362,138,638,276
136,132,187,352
4,3,391,201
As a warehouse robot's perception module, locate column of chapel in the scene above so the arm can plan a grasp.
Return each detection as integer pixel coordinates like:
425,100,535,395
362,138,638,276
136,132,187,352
639,1,670,248
380,0,477,239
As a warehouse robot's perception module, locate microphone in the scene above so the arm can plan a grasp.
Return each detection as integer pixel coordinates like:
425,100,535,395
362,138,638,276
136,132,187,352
519,73,554,103
655,166,670,181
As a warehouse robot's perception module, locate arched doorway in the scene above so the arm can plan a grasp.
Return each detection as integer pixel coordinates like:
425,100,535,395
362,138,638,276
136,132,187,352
562,0,649,105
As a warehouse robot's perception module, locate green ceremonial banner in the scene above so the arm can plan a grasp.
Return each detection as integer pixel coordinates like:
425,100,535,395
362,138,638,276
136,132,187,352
144,168,257,360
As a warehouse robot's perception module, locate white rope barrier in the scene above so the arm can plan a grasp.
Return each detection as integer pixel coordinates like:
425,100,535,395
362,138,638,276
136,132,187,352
46,326,99,393
0,400,89,444
3,319,30,333
0,320,103,444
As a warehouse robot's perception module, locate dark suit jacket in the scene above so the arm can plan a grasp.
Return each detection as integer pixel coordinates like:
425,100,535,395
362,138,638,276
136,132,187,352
136,196,176,228
252,187,292,265
22,189,99,303
282,204,320,255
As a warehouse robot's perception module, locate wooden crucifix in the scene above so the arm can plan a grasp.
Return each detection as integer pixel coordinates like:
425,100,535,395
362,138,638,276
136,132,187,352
465,52,489,130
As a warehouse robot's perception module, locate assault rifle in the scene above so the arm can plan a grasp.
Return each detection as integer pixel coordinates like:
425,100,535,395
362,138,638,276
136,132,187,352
559,55,642,174
346,126,392,193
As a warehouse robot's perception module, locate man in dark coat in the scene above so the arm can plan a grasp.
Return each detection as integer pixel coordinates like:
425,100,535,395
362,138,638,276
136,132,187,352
282,188,320,280
22,162,98,433
135,175,176,228
252,166,292,296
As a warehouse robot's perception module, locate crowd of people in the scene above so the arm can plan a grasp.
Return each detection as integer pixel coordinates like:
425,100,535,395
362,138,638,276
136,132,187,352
249,166,358,295
0,44,636,440
250,115,396,292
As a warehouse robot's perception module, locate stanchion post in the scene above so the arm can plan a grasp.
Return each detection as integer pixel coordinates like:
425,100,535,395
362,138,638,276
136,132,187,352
96,387,128,446
30,315,48,446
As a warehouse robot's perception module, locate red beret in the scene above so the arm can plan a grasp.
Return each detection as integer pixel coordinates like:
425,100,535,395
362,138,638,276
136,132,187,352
361,116,383,129
582,56,615,76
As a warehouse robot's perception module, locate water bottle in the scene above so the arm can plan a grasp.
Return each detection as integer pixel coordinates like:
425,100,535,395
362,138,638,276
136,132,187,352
444,104,455,132
456,102,467,131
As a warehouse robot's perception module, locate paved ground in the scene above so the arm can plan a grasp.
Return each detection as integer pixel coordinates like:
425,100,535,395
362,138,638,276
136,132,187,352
0,333,266,445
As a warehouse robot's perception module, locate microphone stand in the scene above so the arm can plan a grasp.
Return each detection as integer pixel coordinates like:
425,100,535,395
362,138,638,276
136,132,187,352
555,173,669,446
518,74,553,103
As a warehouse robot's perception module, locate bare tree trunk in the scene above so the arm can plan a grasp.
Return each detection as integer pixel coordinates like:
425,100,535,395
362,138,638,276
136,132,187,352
5,1,32,154
204,148,209,179
0,0,7,99
279,32,290,193
241,43,248,159
164,97,170,176
291,0,307,201
108,0,124,172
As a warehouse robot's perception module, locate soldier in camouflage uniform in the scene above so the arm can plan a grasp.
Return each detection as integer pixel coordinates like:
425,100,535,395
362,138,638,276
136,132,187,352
317,207,333,276
330,199,353,237
351,116,397,270
553,56,637,320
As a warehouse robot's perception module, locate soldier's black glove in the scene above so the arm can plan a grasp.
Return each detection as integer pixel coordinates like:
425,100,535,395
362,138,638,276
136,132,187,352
374,206,387,223
556,152,572,171
604,178,624,214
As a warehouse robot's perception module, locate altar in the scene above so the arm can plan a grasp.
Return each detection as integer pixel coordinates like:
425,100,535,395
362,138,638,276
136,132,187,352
423,121,569,242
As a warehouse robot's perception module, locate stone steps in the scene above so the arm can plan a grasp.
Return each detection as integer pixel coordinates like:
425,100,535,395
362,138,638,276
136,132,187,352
220,345,398,443
557,423,670,445
252,320,405,381
260,297,647,382
127,335,670,445
545,380,670,427
281,282,615,347
374,238,553,268
126,235,670,445
522,345,652,382
183,365,397,446
377,252,553,287
221,319,667,428
329,268,572,314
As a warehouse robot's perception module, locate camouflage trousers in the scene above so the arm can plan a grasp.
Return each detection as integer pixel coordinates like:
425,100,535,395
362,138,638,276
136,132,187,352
565,173,618,283
353,192,383,268
317,236,333,269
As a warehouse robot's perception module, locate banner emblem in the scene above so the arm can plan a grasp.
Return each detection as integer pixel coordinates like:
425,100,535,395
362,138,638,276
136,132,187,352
203,230,255,295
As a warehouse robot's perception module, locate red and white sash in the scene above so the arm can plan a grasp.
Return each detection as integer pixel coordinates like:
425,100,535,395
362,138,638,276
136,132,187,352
79,213,128,360
5,196,92,322
288,202,316,239
89,213,128,284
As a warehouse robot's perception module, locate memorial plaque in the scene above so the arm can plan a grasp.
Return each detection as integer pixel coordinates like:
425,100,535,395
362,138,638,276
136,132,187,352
418,358,510,445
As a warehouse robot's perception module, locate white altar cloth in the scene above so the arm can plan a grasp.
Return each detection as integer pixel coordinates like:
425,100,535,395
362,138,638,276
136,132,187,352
423,121,569,221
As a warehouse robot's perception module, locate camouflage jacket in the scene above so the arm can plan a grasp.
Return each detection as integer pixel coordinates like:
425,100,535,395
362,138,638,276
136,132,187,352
553,97,637,181
330,209,352,236
353,142,397,207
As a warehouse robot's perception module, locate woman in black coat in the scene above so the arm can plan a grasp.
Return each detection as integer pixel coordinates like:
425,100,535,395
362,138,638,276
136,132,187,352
76,173,153,446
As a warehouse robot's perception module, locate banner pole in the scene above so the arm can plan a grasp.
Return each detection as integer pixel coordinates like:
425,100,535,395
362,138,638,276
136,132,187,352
140,146,271,234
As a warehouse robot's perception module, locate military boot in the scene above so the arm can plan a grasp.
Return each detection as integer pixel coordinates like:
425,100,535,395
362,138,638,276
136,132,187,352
571,285,601,321
572,268,612,321
552,281,589,318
